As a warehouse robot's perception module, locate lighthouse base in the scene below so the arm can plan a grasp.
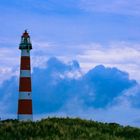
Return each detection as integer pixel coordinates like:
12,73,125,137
18,114,33,121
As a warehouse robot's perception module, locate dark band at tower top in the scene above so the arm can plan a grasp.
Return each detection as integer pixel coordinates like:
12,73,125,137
19,30,32,50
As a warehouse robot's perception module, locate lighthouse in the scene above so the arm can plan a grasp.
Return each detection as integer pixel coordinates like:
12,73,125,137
17,30,33,121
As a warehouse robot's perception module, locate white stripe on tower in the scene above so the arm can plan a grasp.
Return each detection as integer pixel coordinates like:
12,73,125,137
20,70,31,77
19,92,32,99
21,49,30,56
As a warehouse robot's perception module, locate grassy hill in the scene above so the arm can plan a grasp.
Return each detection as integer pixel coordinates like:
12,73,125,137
0,117,140,140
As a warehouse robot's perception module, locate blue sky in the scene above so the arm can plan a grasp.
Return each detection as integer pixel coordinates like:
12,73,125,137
1,0,140,127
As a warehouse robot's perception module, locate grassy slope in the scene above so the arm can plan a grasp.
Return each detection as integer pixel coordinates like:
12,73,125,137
0,117,140,140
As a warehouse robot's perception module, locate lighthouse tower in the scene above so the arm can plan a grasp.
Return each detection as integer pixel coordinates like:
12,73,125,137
17,30,33,121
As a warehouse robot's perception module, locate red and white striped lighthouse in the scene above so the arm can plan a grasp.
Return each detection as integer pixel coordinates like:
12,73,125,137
17,30,33,121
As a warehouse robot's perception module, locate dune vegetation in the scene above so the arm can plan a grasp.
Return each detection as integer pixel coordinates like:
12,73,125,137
0,117,140,140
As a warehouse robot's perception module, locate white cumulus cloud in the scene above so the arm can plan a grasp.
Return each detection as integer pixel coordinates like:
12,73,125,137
75,42,140,83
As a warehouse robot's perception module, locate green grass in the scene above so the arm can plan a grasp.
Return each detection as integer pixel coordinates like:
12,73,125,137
0,117,140,140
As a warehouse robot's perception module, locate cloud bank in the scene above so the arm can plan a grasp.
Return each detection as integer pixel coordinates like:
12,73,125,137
1,57,140,127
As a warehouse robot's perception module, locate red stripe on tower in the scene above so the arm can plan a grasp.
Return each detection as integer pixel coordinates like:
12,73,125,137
17,30,33,121
20,57,31,70
18,100,32,114
19,78,31,91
